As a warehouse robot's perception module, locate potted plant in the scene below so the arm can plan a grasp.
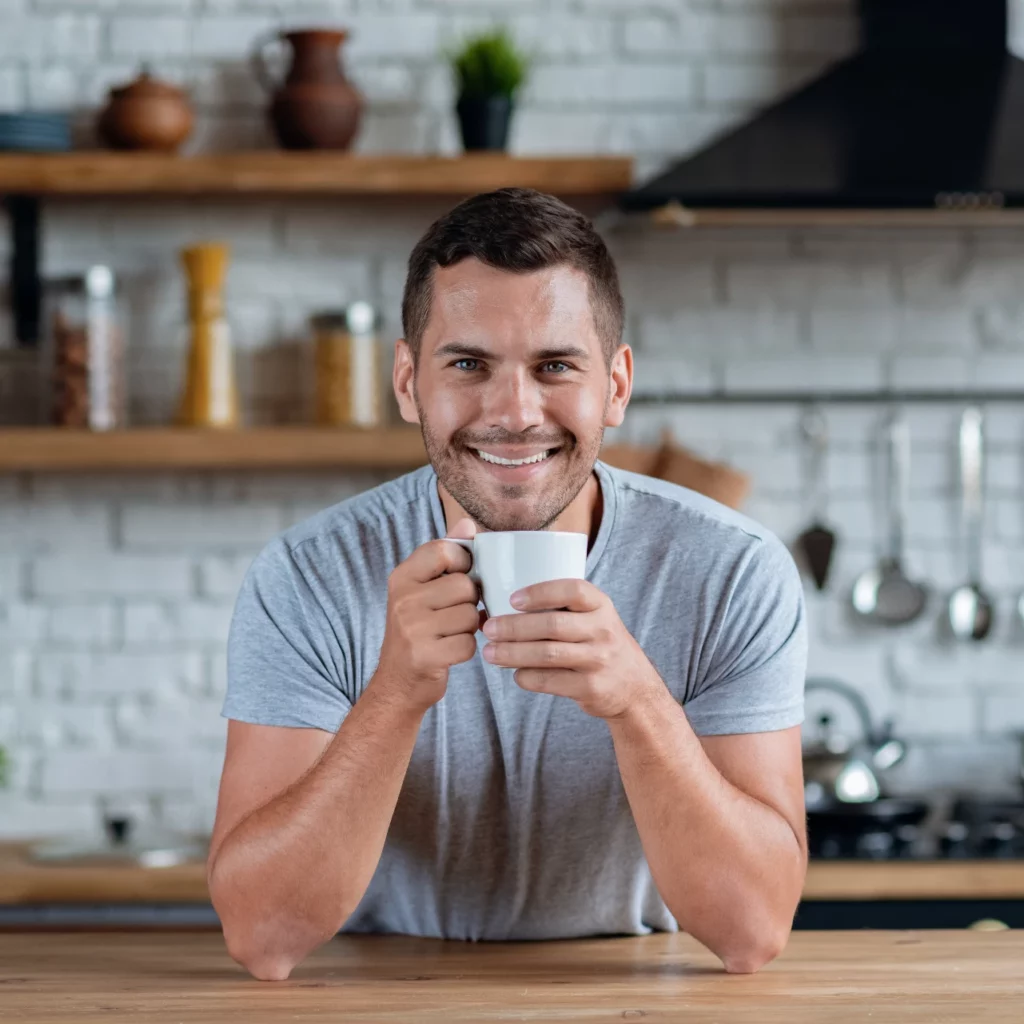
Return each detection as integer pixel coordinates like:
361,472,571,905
449,28,529,152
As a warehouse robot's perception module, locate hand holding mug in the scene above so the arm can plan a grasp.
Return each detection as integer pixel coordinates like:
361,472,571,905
372,517,482,713
481,579,662,719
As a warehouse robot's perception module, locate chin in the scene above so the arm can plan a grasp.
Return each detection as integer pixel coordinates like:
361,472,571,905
423,424,601,532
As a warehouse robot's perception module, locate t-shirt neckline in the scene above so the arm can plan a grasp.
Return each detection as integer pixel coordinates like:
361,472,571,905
424,460,617,582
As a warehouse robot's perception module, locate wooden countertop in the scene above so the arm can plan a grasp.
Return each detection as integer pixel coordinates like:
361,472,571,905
803,861,1024,900
4,842,1024,903
0,844,208,904
2,930,1022,1022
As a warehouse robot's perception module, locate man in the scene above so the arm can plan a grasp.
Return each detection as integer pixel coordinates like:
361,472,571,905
208,188,808,982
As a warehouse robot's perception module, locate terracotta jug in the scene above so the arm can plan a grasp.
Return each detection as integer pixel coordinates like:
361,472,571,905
251,28,363,150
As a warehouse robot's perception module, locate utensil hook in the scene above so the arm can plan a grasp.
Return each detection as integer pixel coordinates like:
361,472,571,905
800,405,828,521
959,407,985,586
884,408,910,565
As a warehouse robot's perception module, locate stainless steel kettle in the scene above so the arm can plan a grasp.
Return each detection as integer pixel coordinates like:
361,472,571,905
803,677,907,810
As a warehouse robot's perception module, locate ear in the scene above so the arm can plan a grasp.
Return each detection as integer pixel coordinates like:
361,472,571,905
393,339,420,425
604,344,633,429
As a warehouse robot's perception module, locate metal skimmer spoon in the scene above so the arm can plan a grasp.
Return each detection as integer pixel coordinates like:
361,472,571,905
851,410,929,627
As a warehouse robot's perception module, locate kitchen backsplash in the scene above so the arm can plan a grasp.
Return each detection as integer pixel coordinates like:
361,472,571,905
3,0,1024,837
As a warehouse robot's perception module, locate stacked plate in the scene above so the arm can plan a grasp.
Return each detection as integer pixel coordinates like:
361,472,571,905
0,112,72,152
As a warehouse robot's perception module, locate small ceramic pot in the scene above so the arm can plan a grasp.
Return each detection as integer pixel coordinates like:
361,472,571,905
98,70,193,152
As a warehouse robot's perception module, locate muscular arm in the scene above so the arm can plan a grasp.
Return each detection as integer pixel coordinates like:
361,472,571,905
209,523,480,981
606,694,806,974
208,691,426,981
482,571,806,974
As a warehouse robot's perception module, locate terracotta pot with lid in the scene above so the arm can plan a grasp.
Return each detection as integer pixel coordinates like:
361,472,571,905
98,67,193,152
251,28,363,150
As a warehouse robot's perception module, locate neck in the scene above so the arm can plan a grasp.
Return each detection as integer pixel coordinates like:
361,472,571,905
438,470,603,548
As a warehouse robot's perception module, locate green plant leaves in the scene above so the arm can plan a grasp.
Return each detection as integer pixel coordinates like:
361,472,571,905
449,28,530,99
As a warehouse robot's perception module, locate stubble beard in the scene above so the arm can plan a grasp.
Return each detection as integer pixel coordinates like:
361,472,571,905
417,393,607,533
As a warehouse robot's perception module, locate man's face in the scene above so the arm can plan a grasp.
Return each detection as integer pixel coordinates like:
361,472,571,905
394,259,630,532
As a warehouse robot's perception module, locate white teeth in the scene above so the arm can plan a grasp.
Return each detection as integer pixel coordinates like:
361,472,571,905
475,449,553,467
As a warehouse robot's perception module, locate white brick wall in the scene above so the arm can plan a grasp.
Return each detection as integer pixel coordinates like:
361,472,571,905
5,0,1024,834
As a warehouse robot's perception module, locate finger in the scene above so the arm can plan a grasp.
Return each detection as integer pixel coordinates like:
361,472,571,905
433,603,482,638
446,517,477,541
405,537,472,583
513,668,583,697
482,640,590,670
483,610,592,643
510,578,604,614
424,571,479,610
438,633,478,666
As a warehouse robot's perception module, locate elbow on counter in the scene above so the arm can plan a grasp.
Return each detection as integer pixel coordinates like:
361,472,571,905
223,929,299,982
209,873,308,982
718,924,791,975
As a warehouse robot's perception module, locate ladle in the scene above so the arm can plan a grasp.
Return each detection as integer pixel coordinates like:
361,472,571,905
947,407,994,642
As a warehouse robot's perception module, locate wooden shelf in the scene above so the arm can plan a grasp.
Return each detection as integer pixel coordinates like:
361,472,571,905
0,429,655,473
0,428,429,471
0,152,632,197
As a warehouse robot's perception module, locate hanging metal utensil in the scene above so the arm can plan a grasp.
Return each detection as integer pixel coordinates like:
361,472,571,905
948,407,995,642
796,406,837,591
851,409,929,626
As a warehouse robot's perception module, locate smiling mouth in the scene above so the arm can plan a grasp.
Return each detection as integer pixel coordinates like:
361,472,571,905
472,448,559,467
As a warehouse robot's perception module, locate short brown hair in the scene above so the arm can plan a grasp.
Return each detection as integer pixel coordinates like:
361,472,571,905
401,188,624,362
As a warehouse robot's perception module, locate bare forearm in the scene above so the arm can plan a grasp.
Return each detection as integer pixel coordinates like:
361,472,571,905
607,688,805,972
209,681,424,977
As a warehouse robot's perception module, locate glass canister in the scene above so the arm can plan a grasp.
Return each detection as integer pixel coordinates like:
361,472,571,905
312,301,381,427
49,265,125,430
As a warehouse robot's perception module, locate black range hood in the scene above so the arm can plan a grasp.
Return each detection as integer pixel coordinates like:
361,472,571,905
621,0,1024,213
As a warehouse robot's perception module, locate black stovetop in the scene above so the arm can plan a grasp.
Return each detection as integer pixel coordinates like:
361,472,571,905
809,798,1024,861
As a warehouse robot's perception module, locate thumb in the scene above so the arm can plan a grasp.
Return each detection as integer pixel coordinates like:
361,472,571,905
446,516,477,541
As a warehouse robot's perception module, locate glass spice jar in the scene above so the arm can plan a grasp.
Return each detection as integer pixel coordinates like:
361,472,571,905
311,301,381,428
49,266,125,430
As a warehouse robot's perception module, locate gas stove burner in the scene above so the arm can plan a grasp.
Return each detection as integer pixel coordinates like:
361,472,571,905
807,800,929,860
942,799,1024,860
810,797,1024,861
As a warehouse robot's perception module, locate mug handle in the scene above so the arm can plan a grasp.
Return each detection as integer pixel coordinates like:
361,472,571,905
250,28,283,95
445,538,479,583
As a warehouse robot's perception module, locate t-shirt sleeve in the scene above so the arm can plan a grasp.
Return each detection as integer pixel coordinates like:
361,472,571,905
683,533,807,736
222,536,352,733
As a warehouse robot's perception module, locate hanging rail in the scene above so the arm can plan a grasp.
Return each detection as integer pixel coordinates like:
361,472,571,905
628,390,1024,405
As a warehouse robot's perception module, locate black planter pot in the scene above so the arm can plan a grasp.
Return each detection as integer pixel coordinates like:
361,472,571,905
456,95,513,152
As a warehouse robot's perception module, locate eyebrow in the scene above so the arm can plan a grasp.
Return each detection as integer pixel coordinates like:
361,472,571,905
433,342,592,362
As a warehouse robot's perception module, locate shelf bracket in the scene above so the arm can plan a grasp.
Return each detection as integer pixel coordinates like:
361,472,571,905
5,194,41,347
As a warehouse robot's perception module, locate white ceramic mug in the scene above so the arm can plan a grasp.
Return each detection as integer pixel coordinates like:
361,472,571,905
447,531,588,617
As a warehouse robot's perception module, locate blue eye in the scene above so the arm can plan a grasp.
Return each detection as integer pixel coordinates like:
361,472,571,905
454,359,481,371
541,361,570,373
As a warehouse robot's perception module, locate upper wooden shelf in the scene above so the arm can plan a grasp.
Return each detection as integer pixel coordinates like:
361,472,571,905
0,152,632,197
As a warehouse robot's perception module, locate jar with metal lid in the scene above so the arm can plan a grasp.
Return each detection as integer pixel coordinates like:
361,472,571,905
48,265,125,430
311,301,381,427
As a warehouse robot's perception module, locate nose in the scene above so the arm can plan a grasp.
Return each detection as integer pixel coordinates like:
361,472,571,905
481,366,546,435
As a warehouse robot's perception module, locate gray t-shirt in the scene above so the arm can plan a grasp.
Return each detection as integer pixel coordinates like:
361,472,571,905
223,461,806,941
